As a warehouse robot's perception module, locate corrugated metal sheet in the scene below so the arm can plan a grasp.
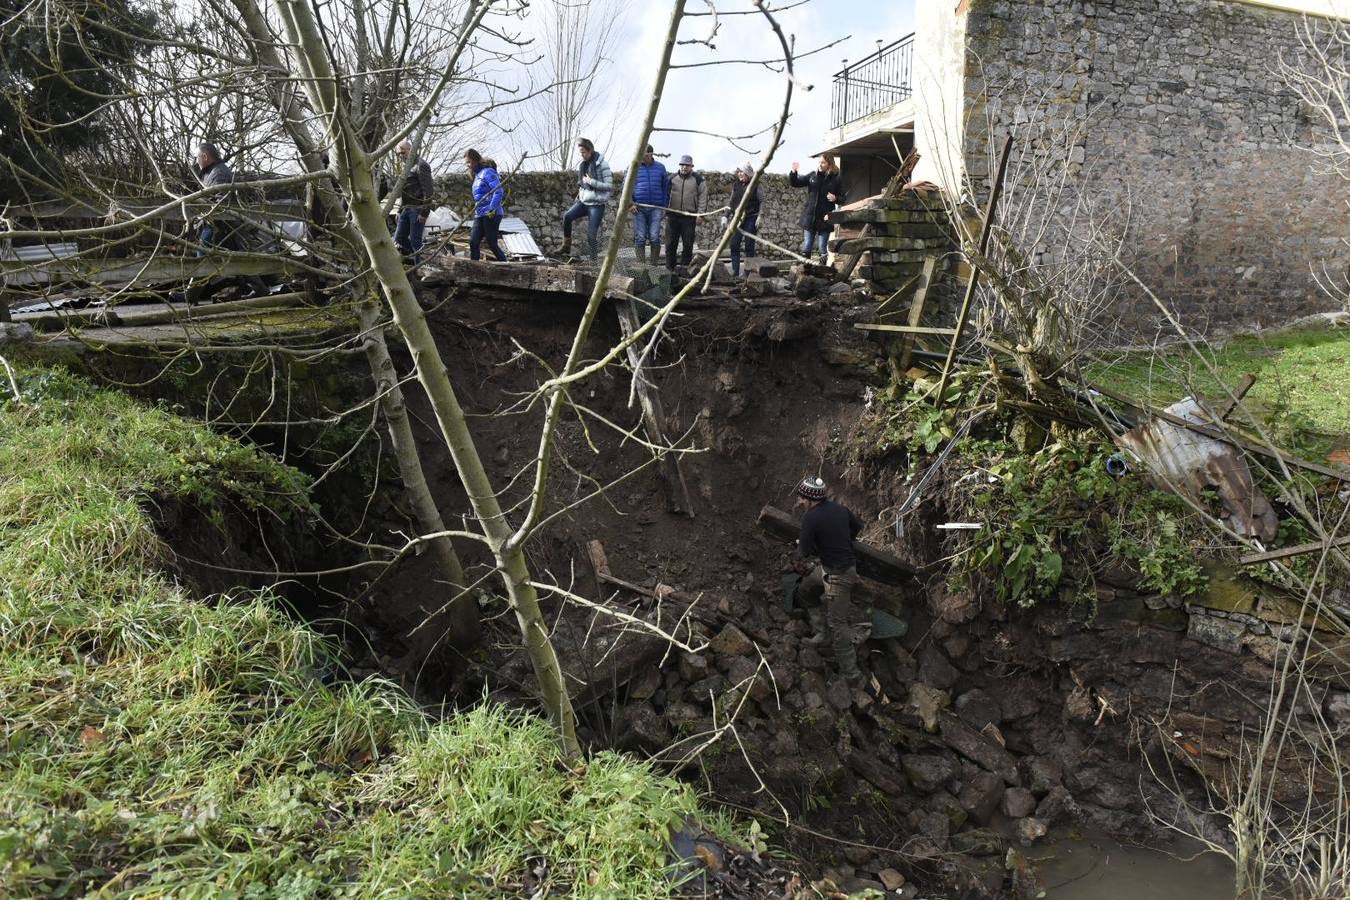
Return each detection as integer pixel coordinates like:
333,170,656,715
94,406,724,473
498,217,544,259
1,242,80,262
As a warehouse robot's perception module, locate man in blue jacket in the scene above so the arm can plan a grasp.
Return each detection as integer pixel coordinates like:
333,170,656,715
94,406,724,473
561,138,612,260
629,145,667,265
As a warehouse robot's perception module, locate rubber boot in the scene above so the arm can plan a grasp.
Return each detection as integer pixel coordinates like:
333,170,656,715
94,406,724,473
636,245,646,265
559,237,571,258
649,243,660,267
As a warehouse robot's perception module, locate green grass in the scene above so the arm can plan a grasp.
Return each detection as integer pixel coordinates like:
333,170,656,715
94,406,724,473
0,368,713,898
1087,325,1350,448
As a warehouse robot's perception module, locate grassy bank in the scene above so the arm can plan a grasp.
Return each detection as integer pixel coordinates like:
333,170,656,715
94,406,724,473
1088,324,1350,447
0,368,710,897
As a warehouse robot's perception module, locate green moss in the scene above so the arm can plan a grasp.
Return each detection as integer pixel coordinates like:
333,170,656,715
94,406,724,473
0,368,721,898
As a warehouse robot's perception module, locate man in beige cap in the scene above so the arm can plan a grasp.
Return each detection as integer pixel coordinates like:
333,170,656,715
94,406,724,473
664,154,706,271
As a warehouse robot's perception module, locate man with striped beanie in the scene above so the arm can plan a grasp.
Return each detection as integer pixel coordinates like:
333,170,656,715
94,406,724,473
795,476,866,683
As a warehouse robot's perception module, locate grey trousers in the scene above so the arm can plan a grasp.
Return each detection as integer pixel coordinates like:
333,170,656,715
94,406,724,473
801,563,865,679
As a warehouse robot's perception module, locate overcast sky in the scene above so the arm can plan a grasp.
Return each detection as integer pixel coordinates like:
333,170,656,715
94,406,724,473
514,0,916,173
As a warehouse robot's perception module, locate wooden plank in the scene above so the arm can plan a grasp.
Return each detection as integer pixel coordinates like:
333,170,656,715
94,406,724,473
854,323,955,335
421,255,648,301
936,134,1014,408
3,255,302,287
1239,534,1350,565
1217,373,1257,422
4,198,307,221
898,255,937,371
615,299,693,517
15,292,308,332
585,539,612,579
756,504,919,583
835,149,919,282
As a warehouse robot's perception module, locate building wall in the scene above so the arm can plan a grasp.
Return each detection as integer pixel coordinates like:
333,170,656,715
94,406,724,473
961,0,1349,333
435,171,814,257
910,0,969,189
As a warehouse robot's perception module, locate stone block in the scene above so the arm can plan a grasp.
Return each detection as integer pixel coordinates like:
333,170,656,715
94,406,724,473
1187,613,1246,654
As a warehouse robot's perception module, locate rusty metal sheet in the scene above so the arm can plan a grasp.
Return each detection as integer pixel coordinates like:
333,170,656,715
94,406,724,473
1116,398,1279,543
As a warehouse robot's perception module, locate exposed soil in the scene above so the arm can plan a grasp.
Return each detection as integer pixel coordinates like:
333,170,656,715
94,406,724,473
112,280,1342,898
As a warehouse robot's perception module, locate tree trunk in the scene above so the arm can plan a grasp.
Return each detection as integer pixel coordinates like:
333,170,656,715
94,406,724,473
348,173,578,757
357,296,478,644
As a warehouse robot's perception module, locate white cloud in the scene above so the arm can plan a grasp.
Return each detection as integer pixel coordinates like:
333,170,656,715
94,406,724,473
513,0,915,173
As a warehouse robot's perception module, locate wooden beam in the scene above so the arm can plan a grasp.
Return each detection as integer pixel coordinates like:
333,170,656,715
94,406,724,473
1239,534,1350,565
897,255,937,372
756,504,919,583
421,256,649,301
15,292,310,332
3,254,303,288
615,299,693,517
835,149,918,282
936,134,1014,408
1217,373,1257,422
854,322,956,335
4,198,307,221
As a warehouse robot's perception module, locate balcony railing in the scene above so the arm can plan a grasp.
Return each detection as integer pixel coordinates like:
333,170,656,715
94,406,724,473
830,34,915,130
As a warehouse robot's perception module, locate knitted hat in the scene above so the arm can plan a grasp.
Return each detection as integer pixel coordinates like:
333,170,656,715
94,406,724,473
739,164,754,177
679,154,694,166
797,476,827,502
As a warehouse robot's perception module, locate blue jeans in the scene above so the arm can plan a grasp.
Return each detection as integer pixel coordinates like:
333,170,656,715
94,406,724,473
562,201,605,258
470,214,506,261
730,212,758,274
802,227,829,261
633,206,663,247
394,206,425,263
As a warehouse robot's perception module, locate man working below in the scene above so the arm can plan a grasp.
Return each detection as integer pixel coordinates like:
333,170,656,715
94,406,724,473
795,475,866,683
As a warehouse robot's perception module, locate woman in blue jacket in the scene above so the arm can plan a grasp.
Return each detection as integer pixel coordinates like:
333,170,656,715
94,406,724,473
465,149,507,261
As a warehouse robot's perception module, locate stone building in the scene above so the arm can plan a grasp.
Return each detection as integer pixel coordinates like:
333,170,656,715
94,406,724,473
820,0,1349,333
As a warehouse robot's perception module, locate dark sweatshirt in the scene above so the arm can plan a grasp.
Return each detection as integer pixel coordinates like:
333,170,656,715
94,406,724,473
798,500,863,570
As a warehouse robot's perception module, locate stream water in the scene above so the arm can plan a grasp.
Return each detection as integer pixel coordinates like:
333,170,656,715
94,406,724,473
1036,831,1236,899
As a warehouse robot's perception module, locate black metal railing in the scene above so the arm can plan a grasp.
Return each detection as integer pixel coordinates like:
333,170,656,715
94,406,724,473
830,34,915,130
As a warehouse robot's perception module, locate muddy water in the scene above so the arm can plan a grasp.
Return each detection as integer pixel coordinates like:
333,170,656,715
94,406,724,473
1035,831,1236,899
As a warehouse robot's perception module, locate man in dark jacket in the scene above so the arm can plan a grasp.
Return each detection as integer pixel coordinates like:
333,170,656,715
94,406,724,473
727,164,761,276
664,154,706,271
630,145,667,265
789,154,843,265
393,139,434,264
796,475,866,682
171,142,269,305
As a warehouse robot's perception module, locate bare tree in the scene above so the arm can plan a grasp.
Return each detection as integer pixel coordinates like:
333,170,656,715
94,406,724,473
521,0,630,170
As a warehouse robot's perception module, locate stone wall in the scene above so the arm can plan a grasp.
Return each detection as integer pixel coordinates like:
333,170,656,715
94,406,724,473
963,0,1349,334
436,170,811,257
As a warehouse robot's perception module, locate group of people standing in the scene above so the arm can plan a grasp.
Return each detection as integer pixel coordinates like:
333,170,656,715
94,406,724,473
558,138,846,271
181,137,848,290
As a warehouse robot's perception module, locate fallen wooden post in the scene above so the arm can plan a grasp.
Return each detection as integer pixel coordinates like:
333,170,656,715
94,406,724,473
756,504,918,583
615,298,693,517
897,255,937,372
1217,373,1257,422
936,134,1014,408
1239,534,1350,565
